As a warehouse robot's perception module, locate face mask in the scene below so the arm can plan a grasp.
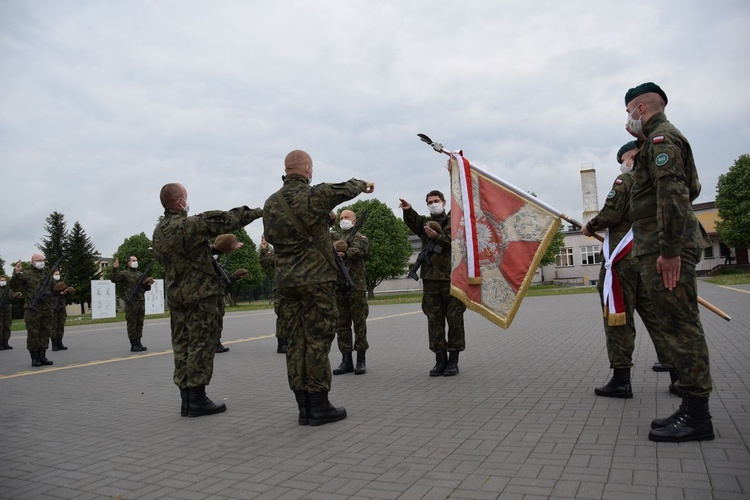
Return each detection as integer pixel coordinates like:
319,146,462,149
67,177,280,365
53,274,61,281
428,202,444,215
34,261,45,269
130,262,139,269
182,201,190,215
627,107,643,135
340,220,354,231
0,281,6,287
620,160,634,175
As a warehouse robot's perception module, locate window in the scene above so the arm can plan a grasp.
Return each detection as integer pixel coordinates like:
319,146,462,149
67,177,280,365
556,247,574,267
581,245,601,265
704,244,714,259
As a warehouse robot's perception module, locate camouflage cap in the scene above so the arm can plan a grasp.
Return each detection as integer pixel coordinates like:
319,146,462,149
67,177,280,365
53,282,69,293
624,82,668,106
333,240,348,253
616,141,638,164
426,221,443,234
213,234,237,254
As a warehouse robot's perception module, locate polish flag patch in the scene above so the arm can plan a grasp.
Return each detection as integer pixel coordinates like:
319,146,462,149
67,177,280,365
615,179,623,185
653,135,665,143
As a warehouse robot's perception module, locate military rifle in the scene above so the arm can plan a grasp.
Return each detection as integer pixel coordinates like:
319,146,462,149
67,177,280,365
408,239,443,281
212,256,232,291
30,257,63,311
127,261,154,304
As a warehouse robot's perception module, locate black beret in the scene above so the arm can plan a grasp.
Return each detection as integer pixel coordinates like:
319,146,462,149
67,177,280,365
617,141,638,164
624,82,668,106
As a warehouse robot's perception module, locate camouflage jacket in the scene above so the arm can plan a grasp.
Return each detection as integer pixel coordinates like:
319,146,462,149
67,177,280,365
585,173,635,260
111,266,152,303
152,206,262,308
9,266,54,311
630,112,710,257
331,228,369,291
0,285,17,313
262,174,368,288
402,207,452,281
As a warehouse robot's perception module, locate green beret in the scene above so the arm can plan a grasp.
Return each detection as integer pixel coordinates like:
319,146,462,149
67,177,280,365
624,82,668,106
617,141,638,164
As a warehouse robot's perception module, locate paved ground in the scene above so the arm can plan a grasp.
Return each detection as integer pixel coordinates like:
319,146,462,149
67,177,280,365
0,281,748,500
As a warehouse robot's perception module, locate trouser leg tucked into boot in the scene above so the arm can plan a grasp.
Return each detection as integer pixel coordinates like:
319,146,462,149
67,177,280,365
293,390,310,425
594,368,632,398
136,338,147,351
668,368,680,395
649,394,714,442
39,348,53,366
180,388,189,417
430,351,448,377
57,337,68,350
51,339,60,351
443,351,460,377
332,352,354,375
308,391,346,426
354,351,366,375
130,339,141,352
187,385,226,417
30,349,42,367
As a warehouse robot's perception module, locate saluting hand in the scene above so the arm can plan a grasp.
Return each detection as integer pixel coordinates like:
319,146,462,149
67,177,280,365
398,198,411,210
113,258,119,268
14,260,22,273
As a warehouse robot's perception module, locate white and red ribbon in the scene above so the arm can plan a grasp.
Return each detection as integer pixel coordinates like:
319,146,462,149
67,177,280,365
451,151,481,282
601,228,633,325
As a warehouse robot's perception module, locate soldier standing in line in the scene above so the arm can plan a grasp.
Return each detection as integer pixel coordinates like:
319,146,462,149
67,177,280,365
153,182,262,418
263,149,374,426
331,209,370,376
10,254,56,367
582,141,677,398
50,269,75,351
400,191,466,377
0,275,23,350
211,233,249,354
111,256,154,352
625,82,714,442
259,235,287,354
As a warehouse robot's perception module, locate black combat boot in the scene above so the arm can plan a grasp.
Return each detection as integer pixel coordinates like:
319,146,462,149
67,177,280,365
293,390,310,425
30,349,42,367
648,394,714,442
58,339,68,350
180,388,189,417
354,351,366,375
3,341,12,349
308,391,347,426
429,351,448,377
136,338,147,351
333,352,354,375
51,339,60,351
594,368,632,398
38,348,53,366
187,385,227,417
216,341,230,353
277,338,288,354
651,398,687,429
444,351,460,377
668,368,680,396
0,343,4,350
130,339,141,352
652,362,670,372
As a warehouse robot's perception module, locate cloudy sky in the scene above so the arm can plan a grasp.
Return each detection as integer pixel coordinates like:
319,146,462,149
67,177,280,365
1,0,748,270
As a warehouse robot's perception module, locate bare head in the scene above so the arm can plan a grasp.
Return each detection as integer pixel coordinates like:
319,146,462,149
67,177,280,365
160,183,187,210
31,253,45,265
340,210,356,224
284,150,313,179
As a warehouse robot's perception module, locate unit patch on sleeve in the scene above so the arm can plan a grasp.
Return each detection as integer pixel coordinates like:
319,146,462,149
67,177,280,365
607,189,616,199
655,153,669,166
653,135,665,144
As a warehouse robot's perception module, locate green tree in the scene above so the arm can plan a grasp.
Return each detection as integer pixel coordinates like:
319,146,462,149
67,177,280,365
336,198,412,298
38,211,68,266
66,221,102,313
211,228,263,306
539,225,566,267
106,233,164,281
716,154,750,247
0,256,5,276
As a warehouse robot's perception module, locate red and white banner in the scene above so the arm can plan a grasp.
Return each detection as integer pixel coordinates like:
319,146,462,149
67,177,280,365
448,152,561,328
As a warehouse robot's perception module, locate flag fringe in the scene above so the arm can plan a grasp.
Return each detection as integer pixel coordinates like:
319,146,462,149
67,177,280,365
607,312,627,327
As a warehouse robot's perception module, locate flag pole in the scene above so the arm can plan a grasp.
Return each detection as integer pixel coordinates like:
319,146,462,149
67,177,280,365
417,133,731,322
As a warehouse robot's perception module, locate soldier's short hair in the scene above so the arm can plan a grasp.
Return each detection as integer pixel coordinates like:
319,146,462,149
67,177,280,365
425,190,445,203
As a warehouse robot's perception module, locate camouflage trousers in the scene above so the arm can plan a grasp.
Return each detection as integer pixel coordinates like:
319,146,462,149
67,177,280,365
124,301,145,341
277,282,337,393
335,289,369,353
597,258,673,369
24,307,53,351
0,307,11,343
170,295,222,389
422,280,466,353
51,308,67,342
639,250,712,397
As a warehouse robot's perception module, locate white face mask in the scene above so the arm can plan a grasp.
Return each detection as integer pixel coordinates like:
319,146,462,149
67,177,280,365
53,274,61,281
0,281,6,287
340,220,354,231
34,261,45,269
627,107,643,135
620,159,634,175
427,202,444,215
130,261,139,269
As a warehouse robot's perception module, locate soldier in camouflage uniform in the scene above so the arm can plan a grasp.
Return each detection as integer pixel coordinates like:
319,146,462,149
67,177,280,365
111,256,154,352
50,269,74,351
153,183,262,418
10,254,56,367
583,141,676,399
263,150,374,426
0,275,22,350
259,236,287,354
400,190,466,377
331,209,370,375
625,82,714,442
